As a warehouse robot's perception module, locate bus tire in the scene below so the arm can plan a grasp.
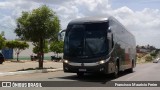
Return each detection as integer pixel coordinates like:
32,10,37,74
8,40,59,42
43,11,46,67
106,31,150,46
128,61,134,73
113,64,119,78
128,68,133,73
77,72,84,77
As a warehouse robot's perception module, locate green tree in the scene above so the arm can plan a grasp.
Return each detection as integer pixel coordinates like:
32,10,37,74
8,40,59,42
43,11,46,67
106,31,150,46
50,41,63,58
150,52,157,58
6,41,29,61
33,41,49,54
15,5,60,68
0,32,5,50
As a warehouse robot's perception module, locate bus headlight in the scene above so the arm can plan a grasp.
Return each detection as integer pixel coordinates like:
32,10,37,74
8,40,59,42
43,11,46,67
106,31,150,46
99,60,105,64
64,60,68,63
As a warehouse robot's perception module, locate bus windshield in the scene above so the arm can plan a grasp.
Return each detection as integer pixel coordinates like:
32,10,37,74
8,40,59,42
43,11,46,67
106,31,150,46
64,22,109,58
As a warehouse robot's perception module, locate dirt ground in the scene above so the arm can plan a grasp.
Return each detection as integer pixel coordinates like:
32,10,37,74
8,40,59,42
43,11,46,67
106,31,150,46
0,60,63,72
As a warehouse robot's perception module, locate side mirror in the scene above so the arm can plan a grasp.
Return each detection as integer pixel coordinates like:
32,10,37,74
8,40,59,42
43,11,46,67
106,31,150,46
107,27,114,49
108,27,111,33
58,29,66,41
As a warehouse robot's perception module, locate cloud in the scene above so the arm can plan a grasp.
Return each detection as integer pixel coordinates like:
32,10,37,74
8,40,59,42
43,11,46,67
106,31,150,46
0,15,17,40
109,7,160,47
49,0,111,29
0,0,40,39
48,0,160,47
0,1,14,9
0,0,160,48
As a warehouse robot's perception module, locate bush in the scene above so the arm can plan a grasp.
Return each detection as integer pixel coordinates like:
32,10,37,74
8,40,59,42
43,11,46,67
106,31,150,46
145,56,152,62
150,53,156,57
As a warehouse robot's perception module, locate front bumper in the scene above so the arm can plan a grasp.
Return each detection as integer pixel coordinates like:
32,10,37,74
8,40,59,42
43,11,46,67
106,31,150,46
63,62,109,74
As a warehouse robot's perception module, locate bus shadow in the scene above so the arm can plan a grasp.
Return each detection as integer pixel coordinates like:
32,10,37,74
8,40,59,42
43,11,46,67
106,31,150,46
52,70,134,84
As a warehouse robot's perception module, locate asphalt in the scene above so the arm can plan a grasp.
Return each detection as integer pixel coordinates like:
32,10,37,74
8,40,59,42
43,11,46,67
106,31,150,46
0,60,63,76
1,62,160,90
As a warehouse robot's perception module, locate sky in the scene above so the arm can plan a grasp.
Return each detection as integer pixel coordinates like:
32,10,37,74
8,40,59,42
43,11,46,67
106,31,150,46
0,0,160,48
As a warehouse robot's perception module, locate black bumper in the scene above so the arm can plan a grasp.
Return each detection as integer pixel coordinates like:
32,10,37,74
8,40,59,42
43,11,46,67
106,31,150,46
63,62,109,74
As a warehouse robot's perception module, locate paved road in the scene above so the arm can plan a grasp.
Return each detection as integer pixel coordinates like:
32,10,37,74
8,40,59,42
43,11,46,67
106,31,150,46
0,62,160,90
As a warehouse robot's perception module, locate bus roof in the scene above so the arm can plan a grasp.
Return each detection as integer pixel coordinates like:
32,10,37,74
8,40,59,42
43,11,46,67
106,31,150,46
69,16,109,25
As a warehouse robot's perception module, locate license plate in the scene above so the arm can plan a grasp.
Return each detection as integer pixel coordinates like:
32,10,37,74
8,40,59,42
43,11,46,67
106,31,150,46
79,69,86,72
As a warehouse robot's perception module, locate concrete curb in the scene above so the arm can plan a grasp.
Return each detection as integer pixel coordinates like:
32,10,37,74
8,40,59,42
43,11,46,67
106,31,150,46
0,68,63,76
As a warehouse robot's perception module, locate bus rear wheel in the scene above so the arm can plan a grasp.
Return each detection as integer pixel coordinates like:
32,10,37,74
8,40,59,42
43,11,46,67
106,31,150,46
128,61,134,73
128,68,133,73
113,64,119,78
